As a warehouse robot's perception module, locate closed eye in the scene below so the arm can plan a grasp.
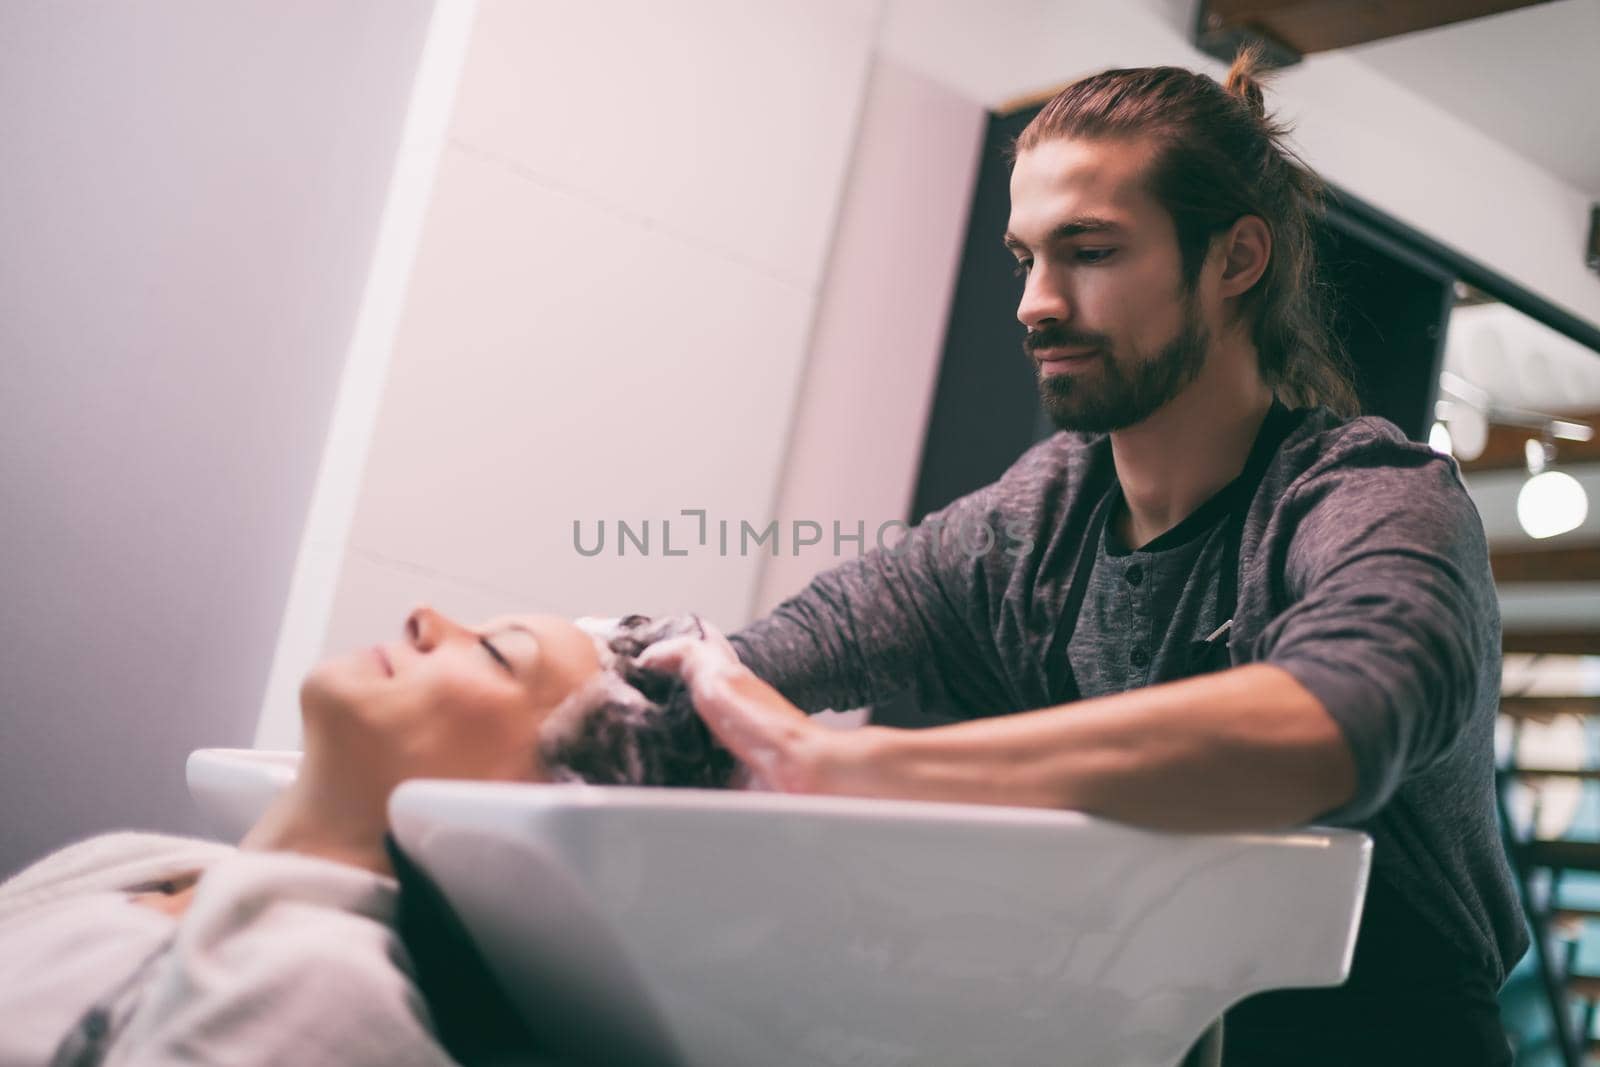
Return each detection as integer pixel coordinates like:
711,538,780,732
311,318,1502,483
480,636,514,675
1011,259,1032,278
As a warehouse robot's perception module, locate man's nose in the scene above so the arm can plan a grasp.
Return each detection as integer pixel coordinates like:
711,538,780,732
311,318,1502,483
1017,268,1070,330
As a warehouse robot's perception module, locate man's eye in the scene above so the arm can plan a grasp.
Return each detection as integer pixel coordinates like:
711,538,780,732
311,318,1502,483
1076,248,1115,264
480,636,514,674
1011,260,1032,278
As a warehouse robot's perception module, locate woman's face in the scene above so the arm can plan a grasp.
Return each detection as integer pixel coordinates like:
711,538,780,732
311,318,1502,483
300,605,604,786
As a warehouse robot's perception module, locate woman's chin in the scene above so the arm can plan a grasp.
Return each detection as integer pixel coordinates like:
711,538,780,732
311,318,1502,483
298,657,372,726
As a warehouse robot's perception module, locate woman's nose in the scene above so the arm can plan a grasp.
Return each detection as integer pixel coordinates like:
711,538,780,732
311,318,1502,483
405,604,462,653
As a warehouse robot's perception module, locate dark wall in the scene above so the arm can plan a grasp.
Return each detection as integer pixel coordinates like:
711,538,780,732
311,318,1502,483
1317,199,1455,442
908,110,1042,523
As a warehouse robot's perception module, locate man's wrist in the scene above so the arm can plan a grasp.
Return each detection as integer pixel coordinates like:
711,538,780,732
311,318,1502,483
790,724,891,797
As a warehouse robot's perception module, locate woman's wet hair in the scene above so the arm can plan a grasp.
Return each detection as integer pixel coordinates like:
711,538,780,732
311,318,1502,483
537,614,738,789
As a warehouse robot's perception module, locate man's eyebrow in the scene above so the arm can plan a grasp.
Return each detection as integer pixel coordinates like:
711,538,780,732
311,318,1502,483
1003,217,1125,250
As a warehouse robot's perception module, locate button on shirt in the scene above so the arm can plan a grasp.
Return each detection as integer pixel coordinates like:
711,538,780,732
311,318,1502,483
1067,483,1236,698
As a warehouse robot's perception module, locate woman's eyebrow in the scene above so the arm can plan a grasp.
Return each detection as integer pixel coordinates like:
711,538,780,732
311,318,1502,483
477,620,540,643
494,622,540,640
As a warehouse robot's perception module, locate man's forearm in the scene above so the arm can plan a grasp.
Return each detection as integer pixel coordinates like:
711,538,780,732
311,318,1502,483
812,664,1358,832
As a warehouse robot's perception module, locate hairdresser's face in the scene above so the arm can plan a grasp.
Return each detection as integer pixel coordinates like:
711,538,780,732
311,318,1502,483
1007,135,1209,433
301,606,603,784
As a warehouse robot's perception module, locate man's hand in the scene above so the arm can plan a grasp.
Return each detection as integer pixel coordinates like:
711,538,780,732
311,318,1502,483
638,625,842,793
643,626,1354,828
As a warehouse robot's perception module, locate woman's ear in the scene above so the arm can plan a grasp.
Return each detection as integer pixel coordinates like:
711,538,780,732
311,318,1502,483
1218,214,1271,300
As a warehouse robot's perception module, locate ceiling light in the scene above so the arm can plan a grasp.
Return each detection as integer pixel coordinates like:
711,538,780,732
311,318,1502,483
1518,471,1588,539
1517,436,1587,540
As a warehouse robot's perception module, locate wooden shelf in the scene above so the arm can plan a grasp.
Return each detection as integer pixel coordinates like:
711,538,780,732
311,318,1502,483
1503,632,1600,657
1501,695,1600,721
1518,838,1600,872
1200,0,1555,56
1493,545,1600,584
1502,767,1600,781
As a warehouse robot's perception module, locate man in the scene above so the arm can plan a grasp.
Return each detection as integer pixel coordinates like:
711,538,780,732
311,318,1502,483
642,51,1527,1065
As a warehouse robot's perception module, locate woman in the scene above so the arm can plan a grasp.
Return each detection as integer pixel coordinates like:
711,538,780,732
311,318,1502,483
0,607,732,1067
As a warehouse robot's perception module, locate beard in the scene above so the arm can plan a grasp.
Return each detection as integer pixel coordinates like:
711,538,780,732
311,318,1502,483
1030,295,1210,434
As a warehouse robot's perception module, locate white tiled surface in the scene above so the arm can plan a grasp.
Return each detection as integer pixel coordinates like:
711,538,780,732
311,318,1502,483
449,0,879,291
753,59,986,616
332,141,820,635
879,0,1206,106
261,2,887,745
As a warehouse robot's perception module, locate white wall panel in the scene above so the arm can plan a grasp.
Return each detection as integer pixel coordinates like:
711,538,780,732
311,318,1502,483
337,143,819,627
255,1,883,745
753,60,987,616
450,0,879,290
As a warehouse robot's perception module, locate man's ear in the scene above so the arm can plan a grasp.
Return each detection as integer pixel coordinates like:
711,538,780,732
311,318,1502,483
1218,214,1271,300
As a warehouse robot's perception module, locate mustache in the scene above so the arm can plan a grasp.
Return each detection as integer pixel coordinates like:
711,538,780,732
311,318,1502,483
1023,326,1108,354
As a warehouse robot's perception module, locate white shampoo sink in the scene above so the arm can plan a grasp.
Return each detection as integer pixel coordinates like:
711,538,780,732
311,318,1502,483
185,747,301,840
187,749,1371,1066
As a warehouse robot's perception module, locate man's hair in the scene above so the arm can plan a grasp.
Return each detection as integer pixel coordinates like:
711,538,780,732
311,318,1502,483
1015,47,1358,416
538,614,737,789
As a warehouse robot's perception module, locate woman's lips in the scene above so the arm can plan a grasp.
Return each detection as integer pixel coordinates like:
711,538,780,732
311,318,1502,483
371,646,393,676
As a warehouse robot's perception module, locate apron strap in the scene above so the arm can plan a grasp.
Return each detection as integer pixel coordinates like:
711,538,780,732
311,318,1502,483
1213,402,1310,628
1039,453,1119,703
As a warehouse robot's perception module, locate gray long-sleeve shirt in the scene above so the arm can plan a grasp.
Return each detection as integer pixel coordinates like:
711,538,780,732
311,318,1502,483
731,407,1527,1017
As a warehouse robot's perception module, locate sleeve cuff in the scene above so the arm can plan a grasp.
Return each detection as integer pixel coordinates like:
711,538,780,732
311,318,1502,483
1271,656,1402,825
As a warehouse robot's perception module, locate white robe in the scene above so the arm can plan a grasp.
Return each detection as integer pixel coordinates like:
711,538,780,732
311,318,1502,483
0,832,457,1066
